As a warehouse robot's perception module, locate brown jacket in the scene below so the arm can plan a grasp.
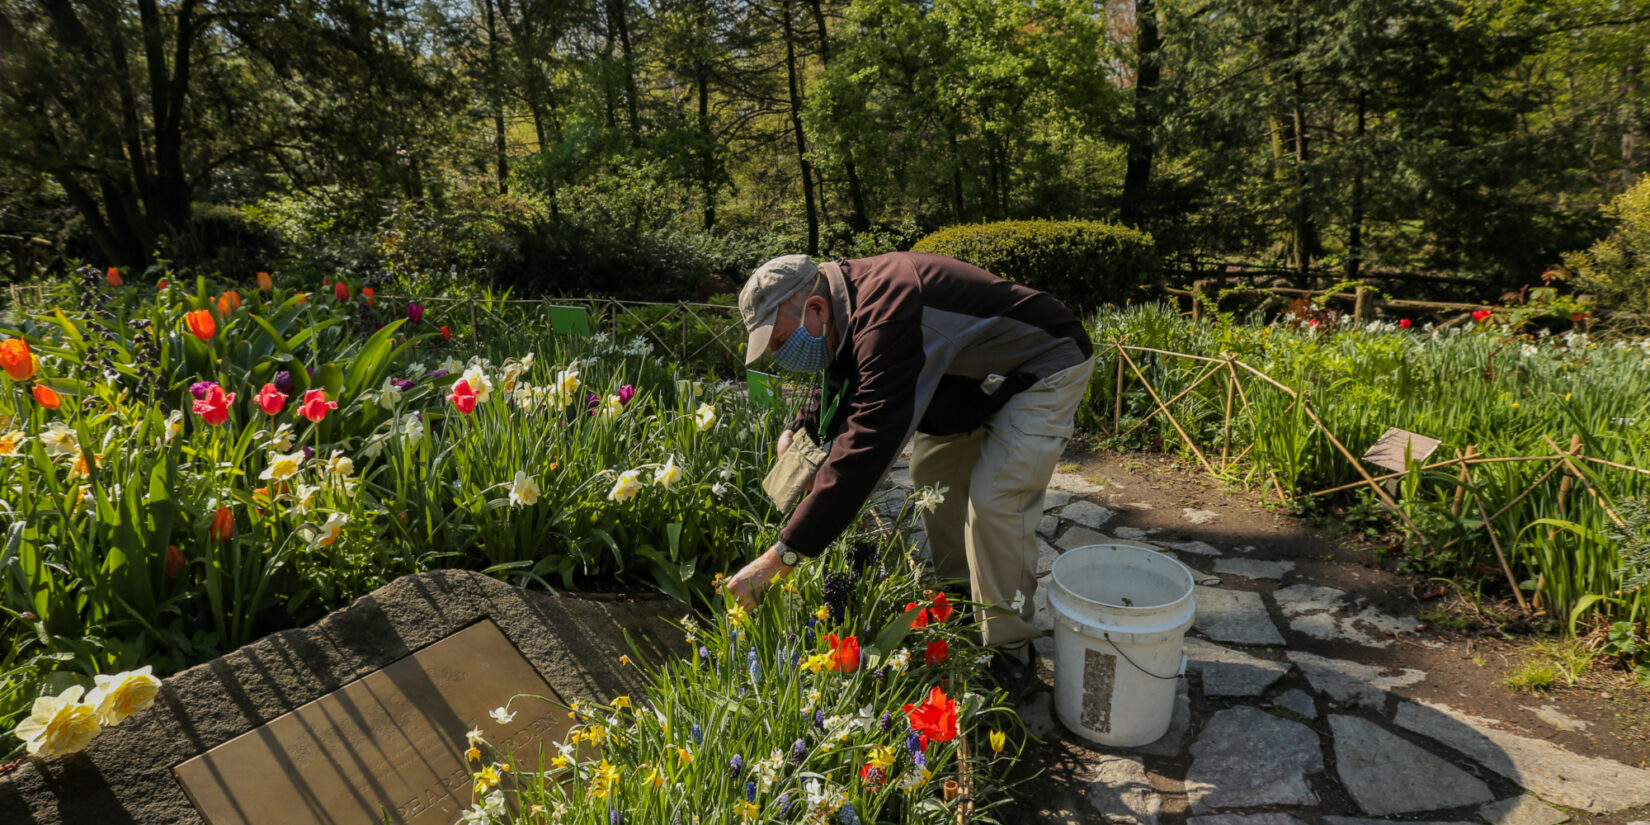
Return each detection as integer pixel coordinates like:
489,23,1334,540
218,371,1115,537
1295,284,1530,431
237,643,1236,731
780,252,1092,555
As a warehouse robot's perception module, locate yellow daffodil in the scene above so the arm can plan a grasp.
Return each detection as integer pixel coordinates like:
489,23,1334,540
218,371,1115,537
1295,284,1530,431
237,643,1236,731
618,655,632,666
467,746,482,762
642,764,665,788
727,602,749,625
695,403,717,431
472,765,500,795
14,685,100,757
589,759,621,799
609,469,644,502
584,724,608,746
675,747,694,765
654,455,684,488
85,666,160,726
813,605,829,622
869,746,897,770
612,695,631,709
801,653,831,674
989,729,1006,755
0,430,23,456
740,800,760,820
551,754,571,769
780,579,797,594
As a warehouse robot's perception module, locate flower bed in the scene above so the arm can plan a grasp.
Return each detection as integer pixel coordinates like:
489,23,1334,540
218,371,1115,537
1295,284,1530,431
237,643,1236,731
0,268,784,751
463,518,1021,825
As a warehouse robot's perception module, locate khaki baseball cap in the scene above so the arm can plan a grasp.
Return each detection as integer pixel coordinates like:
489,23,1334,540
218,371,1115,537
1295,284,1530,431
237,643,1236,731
739,254,818,365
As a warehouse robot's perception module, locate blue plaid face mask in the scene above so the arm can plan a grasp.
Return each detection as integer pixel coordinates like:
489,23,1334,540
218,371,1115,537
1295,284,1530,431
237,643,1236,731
772,299,829,373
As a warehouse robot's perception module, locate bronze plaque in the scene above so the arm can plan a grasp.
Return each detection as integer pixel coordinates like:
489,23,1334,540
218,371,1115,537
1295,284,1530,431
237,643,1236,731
1362,427,1442,473
173,620,570,825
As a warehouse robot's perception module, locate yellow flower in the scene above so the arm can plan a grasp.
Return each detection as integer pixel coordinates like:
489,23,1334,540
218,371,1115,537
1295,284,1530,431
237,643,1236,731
308,513,349,549
85,666,160,726
675,747,694,765
472,765,501,795
15,685,101,758
260,449,304,483
608,469,644,502
780,579,797,594
727,602,750,625
654,455,684,488
467,746,482,762
618,655,632,667
643,764,665,788
695,403,717,432
551,754,571,769
584,724,608,746
325,451,355,479
589,759,621,799
801,653,831,674
989,729,1006,755
67,451,101,479
813,605,829,622
0,429,24,456
869,746,897,770
612,695,631,709
740,800,760,820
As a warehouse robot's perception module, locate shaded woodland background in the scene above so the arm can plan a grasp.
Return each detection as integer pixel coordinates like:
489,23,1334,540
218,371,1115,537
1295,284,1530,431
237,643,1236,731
1,0,1646,299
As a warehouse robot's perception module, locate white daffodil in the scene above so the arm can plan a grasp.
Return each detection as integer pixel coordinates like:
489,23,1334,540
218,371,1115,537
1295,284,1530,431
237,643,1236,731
466,727,485,747
267,422,296,450
1009,590,1026,612
309,512,349,548
711,482,728,497
509,471,541,507
463,365,494,403
40,421,77,457
600,393,624,420
325,451,354,480
913,484,949,515
439,356,464,374
886,648,911,673
654,456,683,488
163,410,184,444
85,666,161,727
406,361,427,376
695,402,717,432
399,413,424,445
260,450,305,483
608,469,644,502
292,483,321,514
489,706,516,725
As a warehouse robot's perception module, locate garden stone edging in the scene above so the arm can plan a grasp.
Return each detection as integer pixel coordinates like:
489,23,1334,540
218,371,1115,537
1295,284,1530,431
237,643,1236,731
0,569,686,825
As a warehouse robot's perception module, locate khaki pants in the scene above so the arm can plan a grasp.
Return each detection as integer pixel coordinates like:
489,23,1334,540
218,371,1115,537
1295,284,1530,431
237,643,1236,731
910,356,1095,647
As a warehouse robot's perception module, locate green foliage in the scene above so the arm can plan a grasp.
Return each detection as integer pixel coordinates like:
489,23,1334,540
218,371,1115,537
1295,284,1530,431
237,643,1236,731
1565,175,1650,317
913,220,1159,310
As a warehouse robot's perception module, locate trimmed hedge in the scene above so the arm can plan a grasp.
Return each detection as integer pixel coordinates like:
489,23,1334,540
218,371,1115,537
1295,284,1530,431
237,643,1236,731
912,219,1158,310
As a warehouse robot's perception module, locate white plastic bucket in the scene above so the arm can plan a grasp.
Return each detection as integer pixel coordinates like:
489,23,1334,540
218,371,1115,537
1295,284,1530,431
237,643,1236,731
1046,543,1196,747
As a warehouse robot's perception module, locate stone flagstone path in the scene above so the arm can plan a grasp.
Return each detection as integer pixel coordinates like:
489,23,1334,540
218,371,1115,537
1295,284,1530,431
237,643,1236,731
879,461,1650,825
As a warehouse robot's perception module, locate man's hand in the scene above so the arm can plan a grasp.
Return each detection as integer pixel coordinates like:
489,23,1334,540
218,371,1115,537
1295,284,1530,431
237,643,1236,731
725,544,795,611
776,428,794,458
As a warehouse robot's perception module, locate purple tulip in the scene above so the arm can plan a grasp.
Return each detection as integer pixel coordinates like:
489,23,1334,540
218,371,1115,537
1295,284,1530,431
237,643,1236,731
586,392,600,412
617,384,636,406
189,381,216,400
406,303,424,324
429,369,449,380
302,445,315,460
273,370,294,395
390,377,414,391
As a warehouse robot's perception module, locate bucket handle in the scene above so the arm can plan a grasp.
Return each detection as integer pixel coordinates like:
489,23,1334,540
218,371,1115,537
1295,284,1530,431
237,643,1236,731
1102,632,1187,681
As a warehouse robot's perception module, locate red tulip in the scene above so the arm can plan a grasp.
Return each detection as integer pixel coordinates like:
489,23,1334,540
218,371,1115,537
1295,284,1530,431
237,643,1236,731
825,633,860,673
362,286,376,307
185,310,215,340
1472,309,1492,323
1,337,35,381
925,639,949,666
335,281,350,303
255,382,288,415
1398,318,1412,329
928,592,954,624
32,384,61,409
297,389,337,423
448,379,477,414
905,601,929,630
192,384,235,426
105,267,123,287
440,325,453,342
903,685,958,743
165,545,186,578
209,507,235,542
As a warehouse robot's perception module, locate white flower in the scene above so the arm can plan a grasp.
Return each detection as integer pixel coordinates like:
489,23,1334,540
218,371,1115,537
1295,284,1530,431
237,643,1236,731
260,450,305,483
266,422,295,450
459,802,492,824
654,456,683,488
406,361,427,376
325,451,354,479
466,727,485,747
292,483,321,514
886,648,910,673
913,484,949,515
41,422,77,457
163,410,184,443
1009,590,1026,612
600,393,624,420
399,413,424,445
377,377,403,403
439,356,464,374
519,352,534,370
85,666,160,727
489,706,516,725
14,684,100,757
695,403,717,431
483,790,506,816
362,436,386,459
309,513,349,548
508,471,541,507
711,482,728,497
462,366,494,403
609,469,644,502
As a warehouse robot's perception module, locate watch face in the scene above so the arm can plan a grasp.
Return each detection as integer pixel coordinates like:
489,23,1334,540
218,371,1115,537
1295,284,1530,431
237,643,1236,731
781,550,800,565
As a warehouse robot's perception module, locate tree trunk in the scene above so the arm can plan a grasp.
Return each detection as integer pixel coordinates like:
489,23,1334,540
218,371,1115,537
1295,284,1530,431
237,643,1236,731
949,132,965,222
1347,89,1366,280
609,0,640,135
698,57,717,229
805,0,868,231
1119,0,1161,228
782,0,819,255
484,0,509,193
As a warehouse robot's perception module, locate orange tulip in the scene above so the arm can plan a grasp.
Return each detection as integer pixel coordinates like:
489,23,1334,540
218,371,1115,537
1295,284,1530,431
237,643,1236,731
185,310,215,340
217,290,243,315
165,545,186,578
256,271,273,292
33,384,61,409
362,286,376,307
209,506,235,542
105,267,123,287
0,337,35,381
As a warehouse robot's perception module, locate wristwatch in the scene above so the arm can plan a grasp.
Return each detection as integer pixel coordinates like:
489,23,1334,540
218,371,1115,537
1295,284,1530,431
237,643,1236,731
776,540,802,566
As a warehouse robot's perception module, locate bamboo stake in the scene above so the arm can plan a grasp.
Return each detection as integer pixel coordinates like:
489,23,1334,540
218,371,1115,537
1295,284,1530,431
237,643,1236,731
1577,454,1650,477
1450,447,1474,518
1549,434,1583,548
1543,434,1629,528
1295,394,1430,541
1230,358,1301,398
1118,346,1219,475
1435,457,1570,553
1122,360,1227,439
1114,346,1126,435
1309,453,1567,498
1116,344,1231,365
1221,369,1235,466
1463,462,1530,612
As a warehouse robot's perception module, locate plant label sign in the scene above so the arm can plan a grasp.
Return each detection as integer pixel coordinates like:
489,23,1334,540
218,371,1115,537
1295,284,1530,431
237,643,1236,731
1362,427,1442,473
548,305,591,336
172,619,569,825
747,369,781,409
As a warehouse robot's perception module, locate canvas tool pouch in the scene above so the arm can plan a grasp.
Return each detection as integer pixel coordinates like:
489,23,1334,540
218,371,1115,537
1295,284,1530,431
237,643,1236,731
763,429,829,512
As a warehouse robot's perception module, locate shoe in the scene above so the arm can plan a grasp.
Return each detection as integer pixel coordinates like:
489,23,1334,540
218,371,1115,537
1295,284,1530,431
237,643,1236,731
988,643,1041,704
